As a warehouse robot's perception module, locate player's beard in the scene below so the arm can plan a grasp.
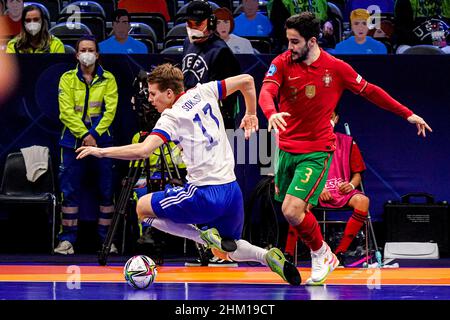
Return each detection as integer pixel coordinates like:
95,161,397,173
292,44,310,62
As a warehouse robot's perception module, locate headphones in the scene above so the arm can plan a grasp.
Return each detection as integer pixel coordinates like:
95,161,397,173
207,13,217,30
198,0,217,30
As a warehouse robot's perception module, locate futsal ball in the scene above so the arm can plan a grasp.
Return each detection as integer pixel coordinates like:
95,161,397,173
124,255,157,289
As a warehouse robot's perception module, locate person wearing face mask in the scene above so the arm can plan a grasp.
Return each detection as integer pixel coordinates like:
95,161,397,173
54,35,118,255
284,108,369,267
6,4,64,53
259,12,432,285
333,9,387,55
181,0,240,130
180,0,240,267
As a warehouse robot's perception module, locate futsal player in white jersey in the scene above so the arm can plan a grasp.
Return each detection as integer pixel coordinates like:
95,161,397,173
76,63,301,285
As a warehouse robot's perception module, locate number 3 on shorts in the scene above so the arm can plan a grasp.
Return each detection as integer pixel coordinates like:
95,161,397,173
300,167,313,183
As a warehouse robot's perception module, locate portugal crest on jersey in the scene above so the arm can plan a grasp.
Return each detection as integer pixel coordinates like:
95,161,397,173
322,70,332,87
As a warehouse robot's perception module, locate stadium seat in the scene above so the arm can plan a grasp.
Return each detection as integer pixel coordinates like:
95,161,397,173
246,36,272,54
402,45,446,55
82,0,116,22
160,45,184,55
63,43,76,54
33,0,61,23
129,13,167,44
58,1,107,41
49,22,93,48
129,22,158,53
164,22,187,49
328,2,344,44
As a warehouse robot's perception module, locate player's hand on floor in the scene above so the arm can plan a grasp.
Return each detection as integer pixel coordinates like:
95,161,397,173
407,114,432,137
240,114,259,139
76,146,102,159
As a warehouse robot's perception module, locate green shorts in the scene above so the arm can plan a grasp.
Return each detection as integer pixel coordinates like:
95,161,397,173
274,150,333,206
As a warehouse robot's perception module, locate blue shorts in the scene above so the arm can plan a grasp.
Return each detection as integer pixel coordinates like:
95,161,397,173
151,181,244,240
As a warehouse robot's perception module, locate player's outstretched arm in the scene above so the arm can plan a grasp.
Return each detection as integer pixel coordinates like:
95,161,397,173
224,74,259,139
76,134,165,160
407,114,433,138
360,83,432,138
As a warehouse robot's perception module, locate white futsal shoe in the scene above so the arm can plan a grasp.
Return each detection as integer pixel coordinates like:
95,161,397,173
306,242,339,285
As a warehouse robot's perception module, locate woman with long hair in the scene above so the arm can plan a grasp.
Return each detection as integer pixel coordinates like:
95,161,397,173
6,4,64,53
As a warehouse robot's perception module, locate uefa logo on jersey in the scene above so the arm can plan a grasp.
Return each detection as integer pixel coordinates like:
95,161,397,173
267,64,277,77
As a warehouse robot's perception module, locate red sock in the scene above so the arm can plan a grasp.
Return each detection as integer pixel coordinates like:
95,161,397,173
335,209,368,254
294,211,323,251
284,225,298,256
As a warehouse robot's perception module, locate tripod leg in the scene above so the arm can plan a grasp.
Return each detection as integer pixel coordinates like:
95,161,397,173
98,159,144,266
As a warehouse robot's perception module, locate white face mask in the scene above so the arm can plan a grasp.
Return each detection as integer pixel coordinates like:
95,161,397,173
25,22,41,36
186,26,208,43
78,52,97,67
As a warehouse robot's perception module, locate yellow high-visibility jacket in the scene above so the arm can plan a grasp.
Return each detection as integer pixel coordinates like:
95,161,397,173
7,35,65,53
58,64,118,148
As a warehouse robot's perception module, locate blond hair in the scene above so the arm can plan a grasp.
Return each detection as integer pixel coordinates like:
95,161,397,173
147,63,184,95
350,8,370,23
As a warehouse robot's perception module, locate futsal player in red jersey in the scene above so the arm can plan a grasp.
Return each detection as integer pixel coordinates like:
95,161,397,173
258,12,432,285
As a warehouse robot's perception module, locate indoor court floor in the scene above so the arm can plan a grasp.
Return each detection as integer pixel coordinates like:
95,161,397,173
1,258,450,300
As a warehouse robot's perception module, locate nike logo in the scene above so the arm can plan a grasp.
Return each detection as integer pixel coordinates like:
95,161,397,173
294,186,306,191
288,76,301,81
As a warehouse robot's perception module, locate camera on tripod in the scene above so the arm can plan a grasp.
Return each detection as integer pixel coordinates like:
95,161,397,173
97,69,185,266
131,70,160,133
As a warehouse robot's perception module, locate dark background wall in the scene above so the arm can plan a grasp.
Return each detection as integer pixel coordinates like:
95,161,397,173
0,54,448,252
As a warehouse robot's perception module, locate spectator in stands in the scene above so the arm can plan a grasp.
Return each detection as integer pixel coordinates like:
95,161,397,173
99,9,148,54
181,0,240,130
233,0,273,37
284,109,370,266
0,15,18,101
267,0,336,51
333,8,387,54
394,0,450,53
54,35,118,255
214,7,254,54
3,0,24,37
117,0,170,22
6,4,64,53
180,0,240,266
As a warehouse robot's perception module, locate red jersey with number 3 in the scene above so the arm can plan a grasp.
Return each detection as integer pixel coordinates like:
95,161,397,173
263,49,369,154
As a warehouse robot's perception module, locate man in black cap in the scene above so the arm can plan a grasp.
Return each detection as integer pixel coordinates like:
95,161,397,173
181,0,241,130
180,0,241,266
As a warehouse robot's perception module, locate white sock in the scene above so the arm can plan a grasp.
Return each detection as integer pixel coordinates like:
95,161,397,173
312,241,327,255
228,239,268,265
144,218,207,245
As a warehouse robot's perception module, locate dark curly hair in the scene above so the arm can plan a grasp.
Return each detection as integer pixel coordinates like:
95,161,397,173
285,12,321,41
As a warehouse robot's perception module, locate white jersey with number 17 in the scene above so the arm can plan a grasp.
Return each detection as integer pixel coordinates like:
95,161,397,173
150,81,235,186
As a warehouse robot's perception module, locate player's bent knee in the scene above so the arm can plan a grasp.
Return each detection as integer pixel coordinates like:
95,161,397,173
136,194,156,222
